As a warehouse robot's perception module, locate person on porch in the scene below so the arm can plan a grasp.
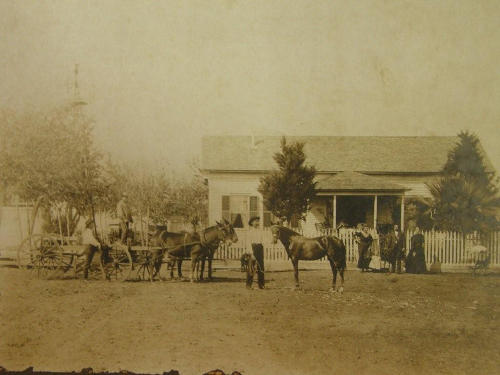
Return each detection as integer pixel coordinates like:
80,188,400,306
356,224,373,272
390,224,406,273
407,227,426,274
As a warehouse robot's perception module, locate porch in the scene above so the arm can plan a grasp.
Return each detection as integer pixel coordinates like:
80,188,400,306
305,171,408,232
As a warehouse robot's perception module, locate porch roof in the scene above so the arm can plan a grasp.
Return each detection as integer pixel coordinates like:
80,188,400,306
316,171,407,192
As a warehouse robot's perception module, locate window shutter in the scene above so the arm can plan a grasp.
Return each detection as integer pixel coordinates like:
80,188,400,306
249,196,259,224
222,195,230,223
222,196,230,211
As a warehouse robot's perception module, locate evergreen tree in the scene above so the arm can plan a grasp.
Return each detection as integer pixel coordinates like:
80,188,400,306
428,131,500,233
258,137,316,224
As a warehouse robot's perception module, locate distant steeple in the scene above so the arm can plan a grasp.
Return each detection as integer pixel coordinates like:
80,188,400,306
72,64,87,107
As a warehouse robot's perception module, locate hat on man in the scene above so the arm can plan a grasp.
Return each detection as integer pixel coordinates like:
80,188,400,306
248,216,260,226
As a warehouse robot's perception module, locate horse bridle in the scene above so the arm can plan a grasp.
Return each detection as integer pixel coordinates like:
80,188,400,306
201,224,227,249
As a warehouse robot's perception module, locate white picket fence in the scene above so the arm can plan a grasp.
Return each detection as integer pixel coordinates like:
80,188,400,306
217,228,500,268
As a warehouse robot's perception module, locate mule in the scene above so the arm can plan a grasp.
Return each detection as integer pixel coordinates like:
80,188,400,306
270,225,346,292
151,219,238,282
198,219,238,281
149,230,199,280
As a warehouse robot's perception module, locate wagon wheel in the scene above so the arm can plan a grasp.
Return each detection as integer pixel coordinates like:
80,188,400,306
129,249,154,282
17,234,74,279
103,243,133,281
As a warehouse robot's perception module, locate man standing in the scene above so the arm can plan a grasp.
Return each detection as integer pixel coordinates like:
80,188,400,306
81,218,102,279
391,224,406,274
245,216,265,289
117,192,133,244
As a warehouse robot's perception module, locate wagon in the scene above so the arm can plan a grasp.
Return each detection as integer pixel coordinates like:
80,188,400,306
16,231,204,282
16,233,168,281
16,234,103,280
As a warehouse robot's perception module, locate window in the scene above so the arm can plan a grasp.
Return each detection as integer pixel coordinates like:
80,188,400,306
221,195,274,228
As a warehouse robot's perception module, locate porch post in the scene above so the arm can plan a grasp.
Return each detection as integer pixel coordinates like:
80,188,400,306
373,195,378,229
400,195,405,231
333,195,337,230
259,195,264,229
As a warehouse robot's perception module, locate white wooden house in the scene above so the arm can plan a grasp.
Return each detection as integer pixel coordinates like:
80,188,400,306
201,135,495,233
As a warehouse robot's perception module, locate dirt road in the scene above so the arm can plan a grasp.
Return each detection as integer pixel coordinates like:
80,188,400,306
1,266,499,375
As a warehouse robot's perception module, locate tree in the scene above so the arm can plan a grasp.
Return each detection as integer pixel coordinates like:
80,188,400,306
427,131,500,233
107,160,208,234
171,175,208,231
0,104,109,237
258,137,316,224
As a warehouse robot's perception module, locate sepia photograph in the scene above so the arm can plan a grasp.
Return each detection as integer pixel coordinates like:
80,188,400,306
1,1,499,374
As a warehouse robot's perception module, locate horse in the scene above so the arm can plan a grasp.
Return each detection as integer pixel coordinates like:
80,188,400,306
198,218,238,281
270,225,346,292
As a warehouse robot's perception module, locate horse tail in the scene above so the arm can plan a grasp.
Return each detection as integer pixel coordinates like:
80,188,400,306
329,236,347,269
339,239,347,269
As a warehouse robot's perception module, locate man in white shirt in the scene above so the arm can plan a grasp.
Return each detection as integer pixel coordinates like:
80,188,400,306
245,216,265,289
81,218,102,279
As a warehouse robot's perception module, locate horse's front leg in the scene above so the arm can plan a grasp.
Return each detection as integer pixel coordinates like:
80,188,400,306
177,259,183,279
207,253,213,281
338,267,345,294
195,257,201,281
199,257,206,281
292,258,300,289
168,259,175,280
328,259,337,292
190,257,197,283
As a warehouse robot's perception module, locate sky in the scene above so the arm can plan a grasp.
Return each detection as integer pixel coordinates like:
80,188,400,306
1,0,499,173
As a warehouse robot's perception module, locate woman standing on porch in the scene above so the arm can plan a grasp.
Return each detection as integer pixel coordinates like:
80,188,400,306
408,227,426,274
356,224,373,272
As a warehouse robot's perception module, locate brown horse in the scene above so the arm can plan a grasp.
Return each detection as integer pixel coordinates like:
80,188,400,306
270,225,346,292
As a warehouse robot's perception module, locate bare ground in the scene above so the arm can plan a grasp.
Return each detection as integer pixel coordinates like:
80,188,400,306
1,264,499,375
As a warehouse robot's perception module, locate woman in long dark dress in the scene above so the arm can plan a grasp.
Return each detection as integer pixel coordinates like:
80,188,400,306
409,227,426,274
356,225,373,272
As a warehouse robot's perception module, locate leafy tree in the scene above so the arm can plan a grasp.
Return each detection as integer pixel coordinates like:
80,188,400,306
170,175,208,231
258,137,317,224
0,104,109,236
107,161,208,234
427,131,500,233
428,176,500,233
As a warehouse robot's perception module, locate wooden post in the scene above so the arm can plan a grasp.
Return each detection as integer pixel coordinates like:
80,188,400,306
373,195,378,229
259,195,264,229
333,195,337,230
16,201,24,241
66,206,71,237
57,207,64,245
146,206,150,248
400,195,405,231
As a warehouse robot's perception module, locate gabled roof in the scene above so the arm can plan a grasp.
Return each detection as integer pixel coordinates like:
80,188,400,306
201,135,494,174
317,171,407,192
